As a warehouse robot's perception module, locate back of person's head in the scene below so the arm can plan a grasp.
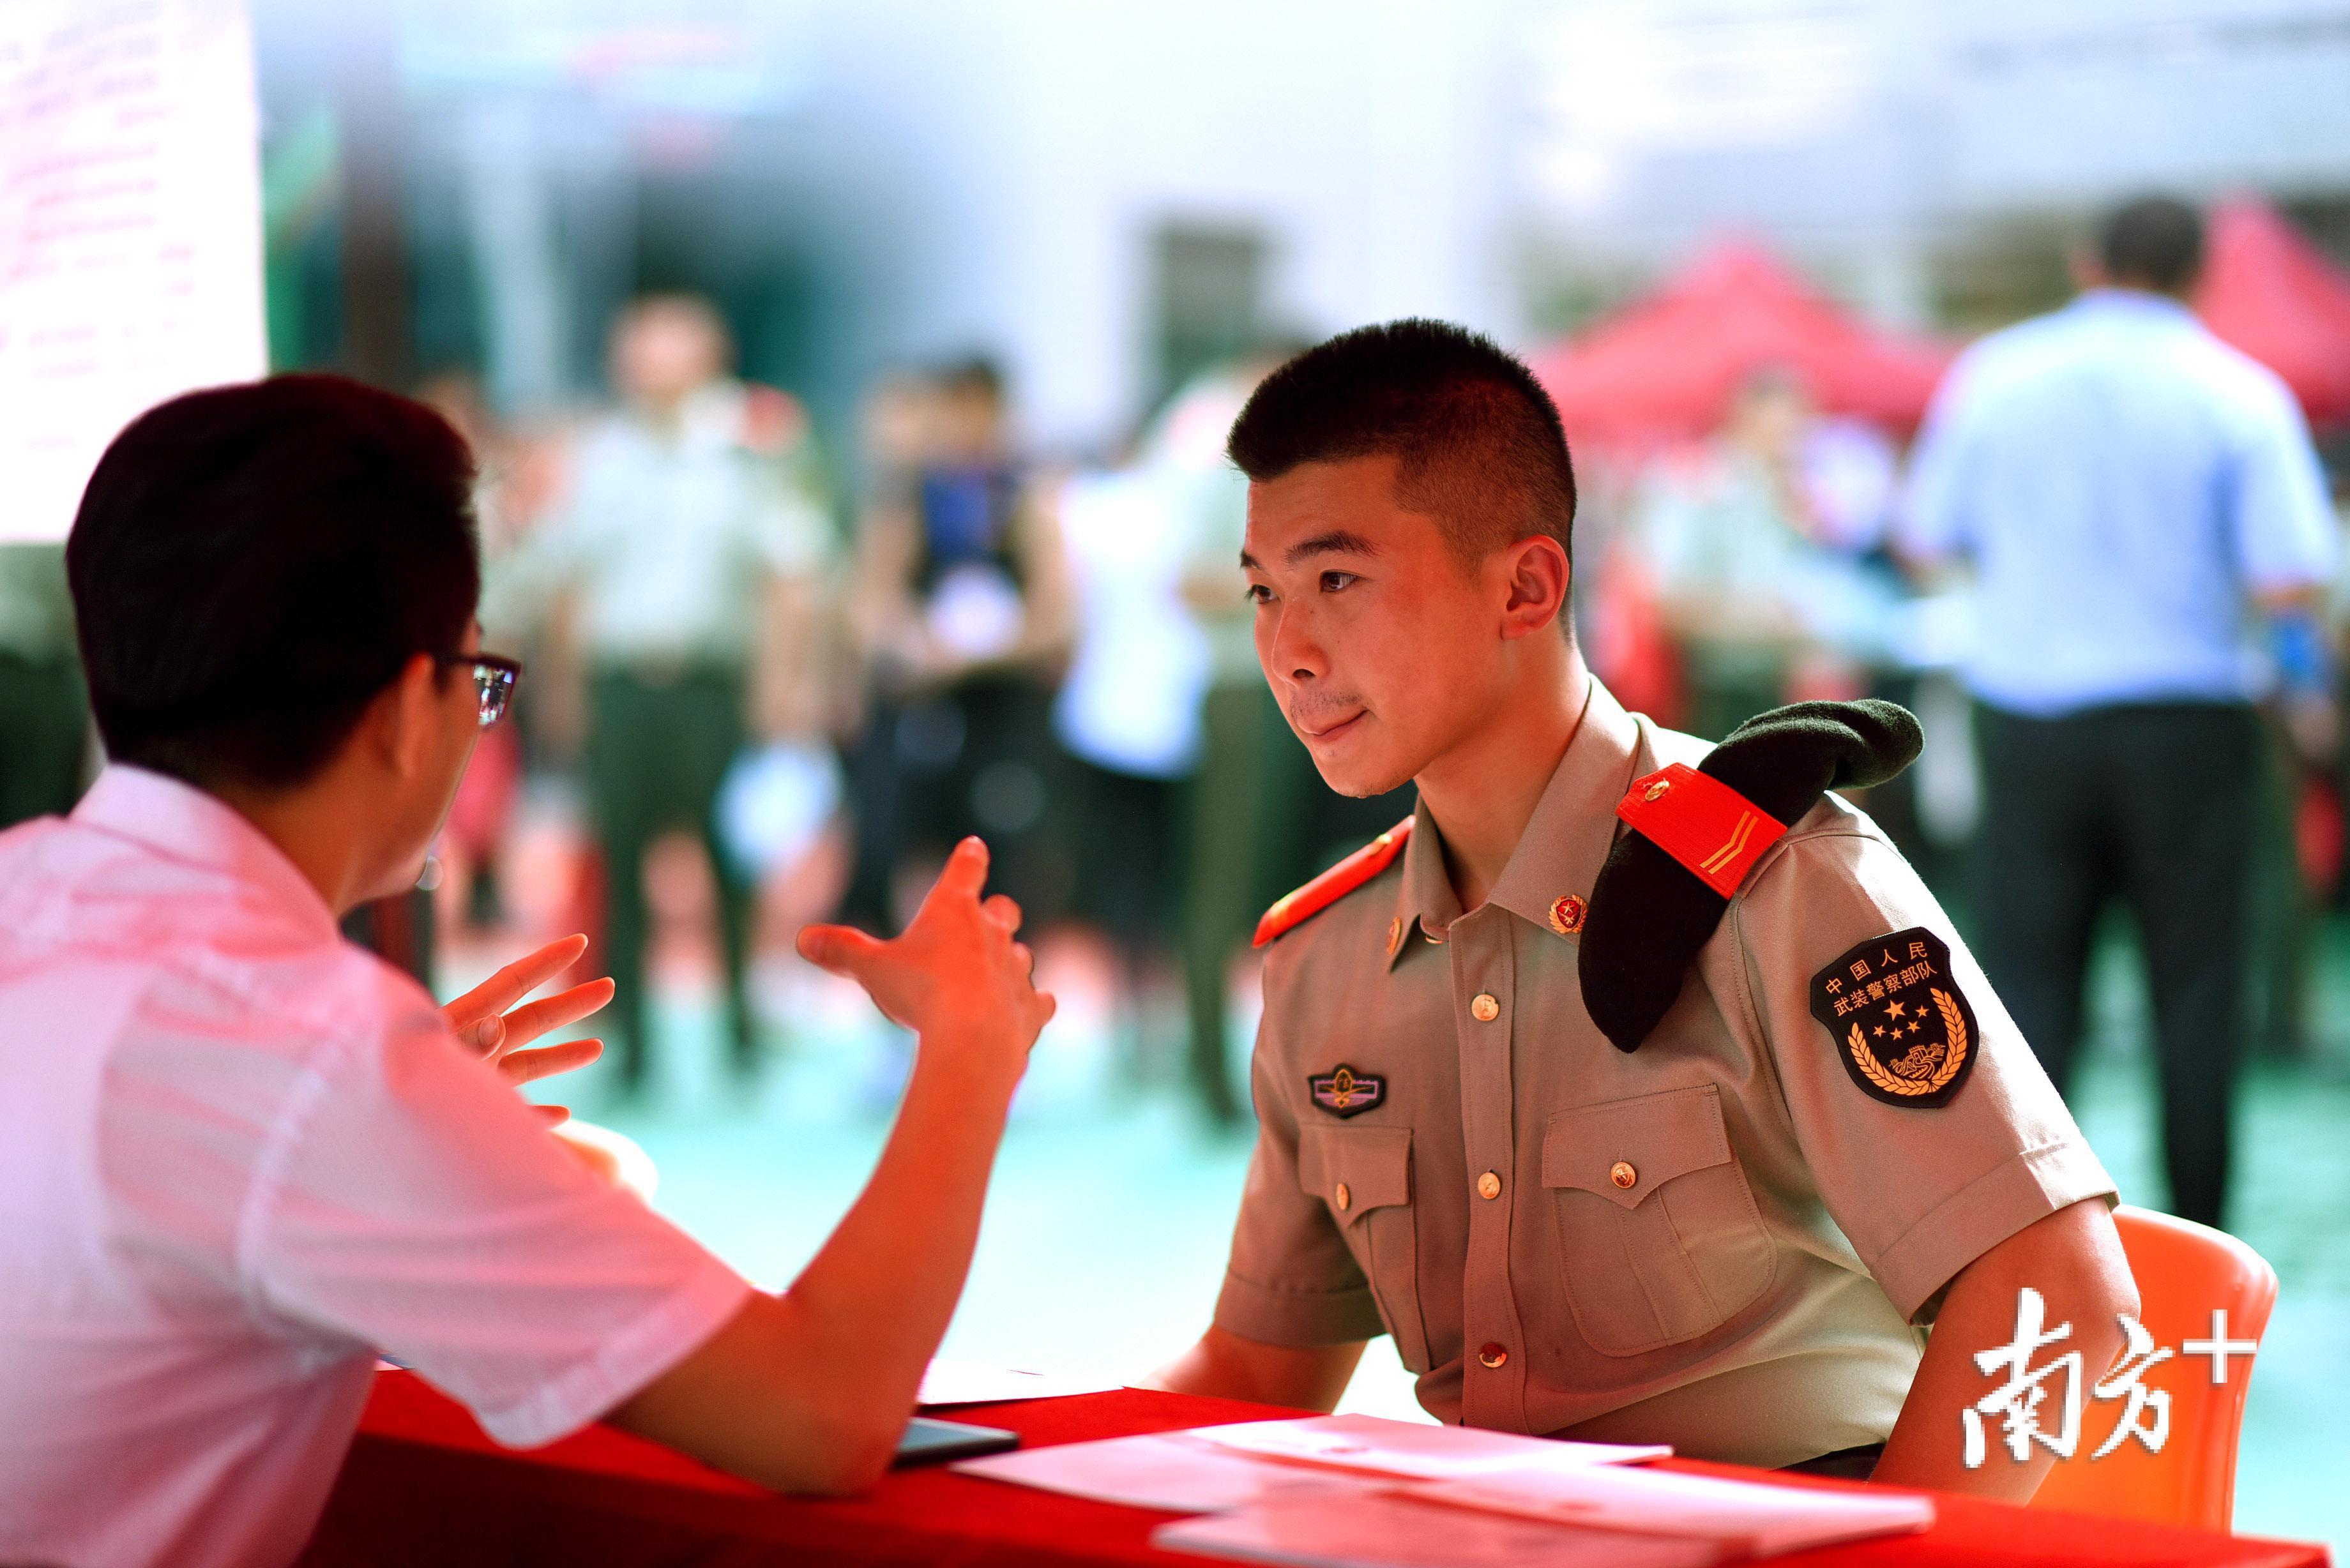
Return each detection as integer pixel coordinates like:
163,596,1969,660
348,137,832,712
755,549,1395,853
68,374,480,792
1226,319,1578,572
2098,196,2205,295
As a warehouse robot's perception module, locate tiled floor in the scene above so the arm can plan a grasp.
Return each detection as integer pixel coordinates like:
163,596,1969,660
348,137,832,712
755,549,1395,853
462,916,2350,1552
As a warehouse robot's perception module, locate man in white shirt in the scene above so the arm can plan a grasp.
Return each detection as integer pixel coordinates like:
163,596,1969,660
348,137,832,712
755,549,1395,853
0,375,1054,1567
525,296,832,1092
1899,196,2337,1228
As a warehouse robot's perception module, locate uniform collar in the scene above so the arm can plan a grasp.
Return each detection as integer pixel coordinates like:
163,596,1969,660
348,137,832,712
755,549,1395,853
70,765,341,941
1388,677,1648,967
2071,287,2196,324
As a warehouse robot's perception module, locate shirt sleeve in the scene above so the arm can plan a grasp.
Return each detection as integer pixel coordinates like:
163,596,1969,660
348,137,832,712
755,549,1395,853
2224,370,2337,593
1893,351,1982,565
1722,816,2116,1323
747,448,833,578
1212,990,1388,1347
238,981,752,1449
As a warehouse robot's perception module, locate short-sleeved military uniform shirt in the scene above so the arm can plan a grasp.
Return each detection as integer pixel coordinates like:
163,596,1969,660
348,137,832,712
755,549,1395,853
1214,679,2115,1468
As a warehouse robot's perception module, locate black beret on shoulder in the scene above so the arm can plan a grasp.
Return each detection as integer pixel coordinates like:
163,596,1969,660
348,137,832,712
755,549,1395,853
1579,699,1924,1053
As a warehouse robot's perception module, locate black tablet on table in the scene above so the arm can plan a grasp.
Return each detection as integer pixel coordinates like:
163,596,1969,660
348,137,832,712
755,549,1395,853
893,1416,1020,1466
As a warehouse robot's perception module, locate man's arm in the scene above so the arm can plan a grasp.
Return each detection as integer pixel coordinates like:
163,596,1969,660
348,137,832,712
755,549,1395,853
606,839,1054,1494
751,571,826,739
1143,1325,1365,1413
1874,1196,2137,1498
1889,356,1981,585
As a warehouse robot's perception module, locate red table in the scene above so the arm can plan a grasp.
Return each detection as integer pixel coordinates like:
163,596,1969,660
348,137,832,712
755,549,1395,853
301,1369,2330,1567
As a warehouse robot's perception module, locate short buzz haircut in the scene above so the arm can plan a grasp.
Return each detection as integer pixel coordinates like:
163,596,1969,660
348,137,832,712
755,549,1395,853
2099,197,2204,295
68,375,480,791
1225,319,1577,573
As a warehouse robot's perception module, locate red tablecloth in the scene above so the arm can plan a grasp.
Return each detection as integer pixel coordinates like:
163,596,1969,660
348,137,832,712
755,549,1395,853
301,1369,2330,1568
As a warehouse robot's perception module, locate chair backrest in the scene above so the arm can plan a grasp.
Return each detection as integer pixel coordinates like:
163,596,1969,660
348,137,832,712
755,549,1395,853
2030,1205,2278,1530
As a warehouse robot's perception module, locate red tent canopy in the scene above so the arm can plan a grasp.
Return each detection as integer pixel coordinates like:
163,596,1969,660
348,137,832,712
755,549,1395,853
1529,241,1952,451
2194,199,2350,432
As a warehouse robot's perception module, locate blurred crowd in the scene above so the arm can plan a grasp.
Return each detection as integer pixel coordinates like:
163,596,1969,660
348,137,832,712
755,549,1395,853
6,207,2348,1139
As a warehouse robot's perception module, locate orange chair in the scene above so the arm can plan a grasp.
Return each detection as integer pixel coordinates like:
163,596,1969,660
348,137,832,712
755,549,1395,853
2030,1205,2278,1530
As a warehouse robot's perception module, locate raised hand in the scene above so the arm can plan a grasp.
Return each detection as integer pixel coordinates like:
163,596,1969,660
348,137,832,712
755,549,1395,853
440,933,615,1123
795,838,1054,1092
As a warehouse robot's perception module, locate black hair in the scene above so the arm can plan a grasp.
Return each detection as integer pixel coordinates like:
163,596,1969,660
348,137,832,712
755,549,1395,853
1226,318,1577,569
936,354,1006,402
66,374,480,790
2099,197,2205,294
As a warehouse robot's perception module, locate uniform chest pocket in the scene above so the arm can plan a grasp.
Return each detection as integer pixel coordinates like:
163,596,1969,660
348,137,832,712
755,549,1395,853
1296,1125,1431,1373
1541,1084,1775,1357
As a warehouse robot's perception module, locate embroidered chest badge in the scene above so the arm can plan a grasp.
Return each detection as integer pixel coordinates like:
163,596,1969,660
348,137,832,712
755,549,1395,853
1807,926,1979,1109
1308,1064,1386,1119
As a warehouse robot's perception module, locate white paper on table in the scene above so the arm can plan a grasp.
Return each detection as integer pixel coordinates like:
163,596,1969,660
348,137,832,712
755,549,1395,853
1390,1463,1936,1557
1151,1491,1731,1568
917,1359,1122,1408
1180,1413,1669,1481
953,1431,1366,1514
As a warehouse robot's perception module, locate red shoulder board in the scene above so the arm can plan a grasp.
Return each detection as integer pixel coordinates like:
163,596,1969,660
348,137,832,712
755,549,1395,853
1254,817,1414,948
1616,764,1787,899
738,383,807,455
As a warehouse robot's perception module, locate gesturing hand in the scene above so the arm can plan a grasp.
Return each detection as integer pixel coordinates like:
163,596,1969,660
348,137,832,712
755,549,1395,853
795,838,1055,1090
441,933,616,1124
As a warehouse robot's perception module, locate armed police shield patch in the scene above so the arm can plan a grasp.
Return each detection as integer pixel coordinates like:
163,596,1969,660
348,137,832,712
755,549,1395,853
1308,1064,1384,1119
1808,927,1978,1108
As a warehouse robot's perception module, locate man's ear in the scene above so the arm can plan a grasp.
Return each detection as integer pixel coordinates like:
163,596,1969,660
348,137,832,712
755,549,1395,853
375,653,442,780
1497,535,1570,641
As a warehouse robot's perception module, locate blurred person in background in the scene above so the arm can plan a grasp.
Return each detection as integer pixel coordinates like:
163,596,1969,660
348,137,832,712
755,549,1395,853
1899,195,2338,1230
1050,455,1208,1078
1162,349,1321,1126
843,358,1075,932
1158,346,1423,1127
527,296,833,1097
0,541,88,829
1634,368,1899,739
416,370,564,933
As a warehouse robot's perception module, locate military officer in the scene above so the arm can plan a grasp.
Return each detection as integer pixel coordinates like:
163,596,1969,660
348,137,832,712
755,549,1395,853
1147,320,2136,1500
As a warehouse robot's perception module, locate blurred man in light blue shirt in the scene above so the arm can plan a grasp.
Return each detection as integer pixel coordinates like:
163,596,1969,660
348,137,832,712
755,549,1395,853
1899,196,2337,1229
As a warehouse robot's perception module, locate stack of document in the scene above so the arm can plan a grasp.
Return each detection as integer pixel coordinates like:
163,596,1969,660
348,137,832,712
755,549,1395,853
955,1413,1934,1568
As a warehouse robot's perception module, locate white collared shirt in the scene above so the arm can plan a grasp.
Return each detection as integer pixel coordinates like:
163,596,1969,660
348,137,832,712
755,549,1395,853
0,767,752,1568
513,381,831,666
1900,289,2336,714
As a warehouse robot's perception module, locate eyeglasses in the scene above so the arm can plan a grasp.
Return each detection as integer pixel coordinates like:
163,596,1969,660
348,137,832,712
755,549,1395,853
435,652,524,727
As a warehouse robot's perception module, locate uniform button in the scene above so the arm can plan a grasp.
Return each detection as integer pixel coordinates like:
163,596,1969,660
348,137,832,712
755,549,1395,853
1478,1343,1509,1369
1476,1170,1503,1201
1644,779,1671,802
1610,1161,1637,1190
1334,1182,1351,1211
1470,993,1500,1022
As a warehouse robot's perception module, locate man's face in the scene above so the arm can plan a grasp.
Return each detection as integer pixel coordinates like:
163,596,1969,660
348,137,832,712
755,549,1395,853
936,386,1003,463
1242,455,1515,797
614,308,723,408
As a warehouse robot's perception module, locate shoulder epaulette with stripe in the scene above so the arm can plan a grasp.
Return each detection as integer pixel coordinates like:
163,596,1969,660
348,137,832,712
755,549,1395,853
1253,817,1415,949
1614,763,1787,899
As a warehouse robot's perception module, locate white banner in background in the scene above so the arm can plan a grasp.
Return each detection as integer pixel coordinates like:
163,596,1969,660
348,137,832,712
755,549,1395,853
0,0,266,543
